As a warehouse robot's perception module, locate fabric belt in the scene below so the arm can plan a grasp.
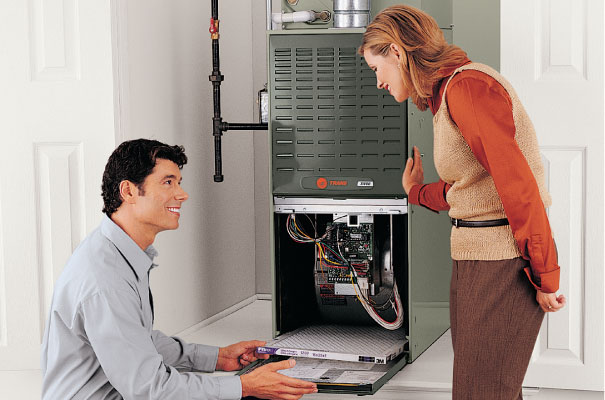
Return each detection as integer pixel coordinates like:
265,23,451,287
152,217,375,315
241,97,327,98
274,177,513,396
451,218,509,228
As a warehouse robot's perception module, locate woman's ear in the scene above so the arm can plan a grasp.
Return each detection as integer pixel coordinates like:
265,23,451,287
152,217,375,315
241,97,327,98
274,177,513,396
390,43,407,66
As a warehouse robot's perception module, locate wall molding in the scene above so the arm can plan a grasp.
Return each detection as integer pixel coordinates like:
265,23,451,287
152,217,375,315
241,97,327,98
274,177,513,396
110,0,129,144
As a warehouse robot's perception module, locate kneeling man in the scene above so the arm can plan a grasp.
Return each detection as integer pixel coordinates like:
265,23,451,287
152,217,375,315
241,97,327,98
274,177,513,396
41,139,316,400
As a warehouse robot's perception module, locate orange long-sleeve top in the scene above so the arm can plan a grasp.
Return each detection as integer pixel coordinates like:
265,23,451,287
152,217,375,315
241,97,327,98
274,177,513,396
408,60,560,293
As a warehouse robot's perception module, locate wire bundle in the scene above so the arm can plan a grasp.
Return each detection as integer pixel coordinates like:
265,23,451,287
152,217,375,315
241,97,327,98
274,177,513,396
286,214,404,330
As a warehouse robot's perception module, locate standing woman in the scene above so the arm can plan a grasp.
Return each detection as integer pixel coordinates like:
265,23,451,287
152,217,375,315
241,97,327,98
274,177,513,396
359,5,566,399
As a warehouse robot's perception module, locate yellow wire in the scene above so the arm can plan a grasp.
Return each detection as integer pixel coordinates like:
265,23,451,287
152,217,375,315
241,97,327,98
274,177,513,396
316,243,326,282
320,244,343,265
349,272,364,304
293,217,313,240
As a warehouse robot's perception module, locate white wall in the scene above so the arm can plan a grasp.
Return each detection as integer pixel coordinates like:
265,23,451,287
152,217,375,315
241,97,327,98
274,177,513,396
119,0,262,334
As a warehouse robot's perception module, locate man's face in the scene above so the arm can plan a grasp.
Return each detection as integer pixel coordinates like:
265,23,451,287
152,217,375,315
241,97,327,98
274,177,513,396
132,158,189,235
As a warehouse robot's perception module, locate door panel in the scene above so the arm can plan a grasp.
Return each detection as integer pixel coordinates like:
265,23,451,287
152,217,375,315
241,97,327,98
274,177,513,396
0,0,116,369
502,0,603,390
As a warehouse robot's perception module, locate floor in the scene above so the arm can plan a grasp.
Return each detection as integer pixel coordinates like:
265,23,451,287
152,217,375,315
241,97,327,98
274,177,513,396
1,299,602,399
183,300,604,400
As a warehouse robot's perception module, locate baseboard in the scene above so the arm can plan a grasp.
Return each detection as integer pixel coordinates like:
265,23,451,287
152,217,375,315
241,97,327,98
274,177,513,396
381,383,540,396
175,294,272,337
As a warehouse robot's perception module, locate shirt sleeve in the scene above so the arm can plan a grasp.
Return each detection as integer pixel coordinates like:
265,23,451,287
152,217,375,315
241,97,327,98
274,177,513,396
447,73,560,293
80,290,242,400
408,180,451,212
152,330,220,373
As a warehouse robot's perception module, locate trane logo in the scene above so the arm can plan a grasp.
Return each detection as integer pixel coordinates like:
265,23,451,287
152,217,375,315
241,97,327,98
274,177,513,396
314,177,350,189
329,180,348,186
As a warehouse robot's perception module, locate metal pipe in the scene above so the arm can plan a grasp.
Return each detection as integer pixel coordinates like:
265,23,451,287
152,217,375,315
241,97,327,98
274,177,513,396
209,0,224,182
208,0,269,182
266,0,272,30
223,123,268,131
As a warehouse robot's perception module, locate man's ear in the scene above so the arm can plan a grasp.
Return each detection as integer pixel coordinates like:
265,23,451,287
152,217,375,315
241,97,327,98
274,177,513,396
119,180,138,204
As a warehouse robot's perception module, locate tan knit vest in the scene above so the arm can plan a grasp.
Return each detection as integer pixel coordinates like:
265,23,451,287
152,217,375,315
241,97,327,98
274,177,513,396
433,63,551,260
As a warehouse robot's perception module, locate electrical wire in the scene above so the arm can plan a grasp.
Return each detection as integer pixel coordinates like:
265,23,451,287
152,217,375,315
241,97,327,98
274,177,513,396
286,213,404,330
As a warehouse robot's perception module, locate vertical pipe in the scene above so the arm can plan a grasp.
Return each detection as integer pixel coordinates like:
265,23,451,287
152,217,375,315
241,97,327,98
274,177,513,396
209,0,267,182
210,0,224,182
266,0,272,30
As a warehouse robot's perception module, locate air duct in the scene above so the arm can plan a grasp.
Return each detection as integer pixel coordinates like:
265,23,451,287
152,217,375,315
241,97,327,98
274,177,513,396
333,0,371,28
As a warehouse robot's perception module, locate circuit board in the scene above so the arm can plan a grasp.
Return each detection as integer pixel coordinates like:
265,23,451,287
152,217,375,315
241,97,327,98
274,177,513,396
316,222,375,303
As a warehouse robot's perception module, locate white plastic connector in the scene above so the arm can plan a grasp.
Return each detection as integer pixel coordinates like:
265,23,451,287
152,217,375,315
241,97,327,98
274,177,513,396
357,277,369,290
272,11,316,24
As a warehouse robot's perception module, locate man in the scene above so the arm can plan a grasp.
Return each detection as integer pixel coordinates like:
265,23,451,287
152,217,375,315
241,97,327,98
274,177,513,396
41,139,317,400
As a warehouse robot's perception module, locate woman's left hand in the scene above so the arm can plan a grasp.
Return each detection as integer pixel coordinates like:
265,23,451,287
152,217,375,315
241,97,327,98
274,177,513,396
536,290,566,313
402,146,424,194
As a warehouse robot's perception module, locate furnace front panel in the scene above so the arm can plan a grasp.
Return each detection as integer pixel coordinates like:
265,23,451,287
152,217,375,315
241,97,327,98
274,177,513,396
269,32,407,197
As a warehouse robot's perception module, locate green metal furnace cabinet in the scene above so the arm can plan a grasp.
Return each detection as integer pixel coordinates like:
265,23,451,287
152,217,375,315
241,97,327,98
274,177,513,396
263,29,452,394
270,30,407,198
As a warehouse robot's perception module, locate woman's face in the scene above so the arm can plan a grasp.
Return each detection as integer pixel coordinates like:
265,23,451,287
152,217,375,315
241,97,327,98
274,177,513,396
363,45,410,103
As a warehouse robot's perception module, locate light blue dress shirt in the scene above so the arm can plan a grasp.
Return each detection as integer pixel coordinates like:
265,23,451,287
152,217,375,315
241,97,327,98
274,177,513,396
41,215,242,400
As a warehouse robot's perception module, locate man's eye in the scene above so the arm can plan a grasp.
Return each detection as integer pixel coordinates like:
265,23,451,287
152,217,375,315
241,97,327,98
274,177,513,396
164,180,172,185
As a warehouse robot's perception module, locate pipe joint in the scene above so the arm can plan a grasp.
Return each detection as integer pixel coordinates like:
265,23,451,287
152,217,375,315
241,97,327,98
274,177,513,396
212,117,224,135
209,72,224,82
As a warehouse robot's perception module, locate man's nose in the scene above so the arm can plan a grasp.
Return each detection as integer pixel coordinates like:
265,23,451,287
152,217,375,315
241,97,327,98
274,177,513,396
376,79,384,89
177,187,189,202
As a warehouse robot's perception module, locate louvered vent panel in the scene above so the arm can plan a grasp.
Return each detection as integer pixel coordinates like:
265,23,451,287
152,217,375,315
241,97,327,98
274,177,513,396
270,33,407,197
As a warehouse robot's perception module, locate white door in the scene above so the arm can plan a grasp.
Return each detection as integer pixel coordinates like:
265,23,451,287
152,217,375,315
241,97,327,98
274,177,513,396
501,0,604,391
0,0,116,370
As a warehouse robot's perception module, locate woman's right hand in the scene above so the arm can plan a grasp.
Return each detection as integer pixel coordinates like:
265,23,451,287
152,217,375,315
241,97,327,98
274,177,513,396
402,146,424,194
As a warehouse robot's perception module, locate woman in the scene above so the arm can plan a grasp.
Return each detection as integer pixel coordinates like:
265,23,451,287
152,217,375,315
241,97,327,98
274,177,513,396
358,5,566,399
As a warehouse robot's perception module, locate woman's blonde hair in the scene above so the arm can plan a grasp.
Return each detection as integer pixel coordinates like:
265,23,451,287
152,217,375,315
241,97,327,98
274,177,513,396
359,5,468,111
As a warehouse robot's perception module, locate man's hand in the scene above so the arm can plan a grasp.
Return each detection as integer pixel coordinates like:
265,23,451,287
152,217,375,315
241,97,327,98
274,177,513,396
402,146,424,194
216,340,270,372
240,359,317,400
536,290,566,313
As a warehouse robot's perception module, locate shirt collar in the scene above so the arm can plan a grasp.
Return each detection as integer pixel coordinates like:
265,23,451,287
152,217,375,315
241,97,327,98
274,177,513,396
101,215,158,280
427,58,472,115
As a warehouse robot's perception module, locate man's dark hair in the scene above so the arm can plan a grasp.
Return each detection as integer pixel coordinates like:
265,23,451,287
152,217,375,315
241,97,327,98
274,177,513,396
102,139,188,216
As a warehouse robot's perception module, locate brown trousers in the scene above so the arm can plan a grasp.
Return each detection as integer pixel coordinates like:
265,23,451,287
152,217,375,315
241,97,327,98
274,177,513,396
450,258,545,400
